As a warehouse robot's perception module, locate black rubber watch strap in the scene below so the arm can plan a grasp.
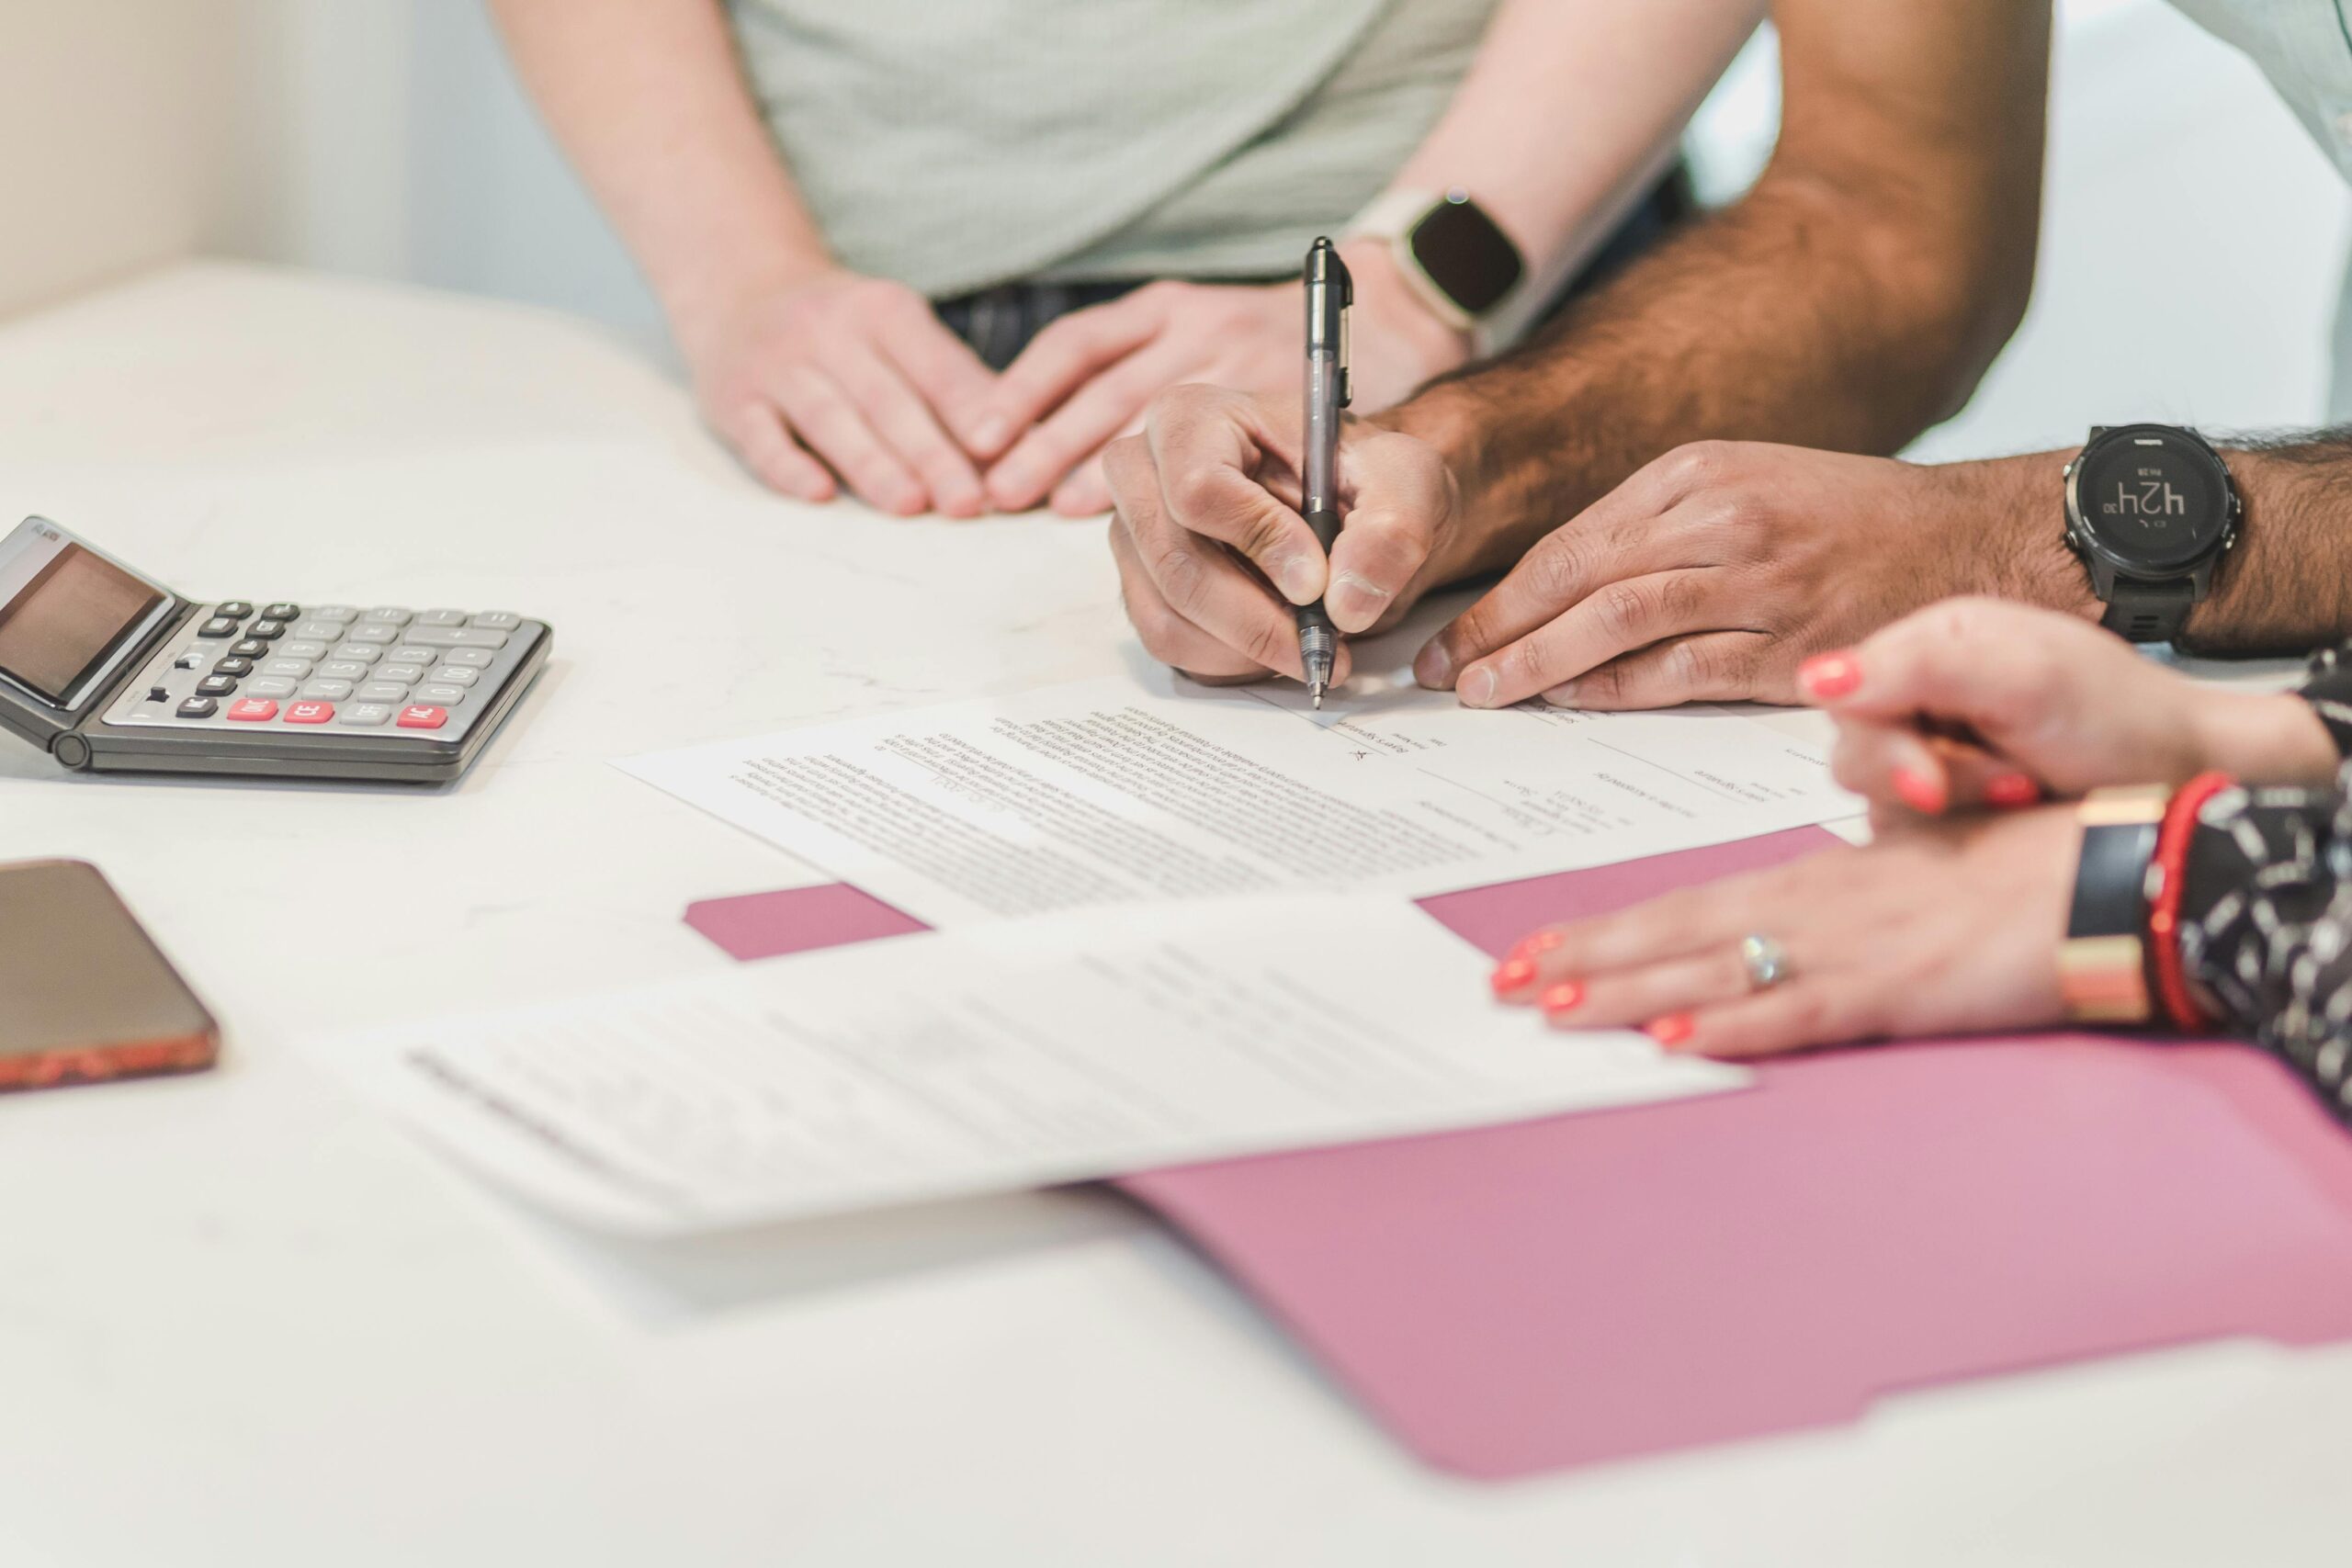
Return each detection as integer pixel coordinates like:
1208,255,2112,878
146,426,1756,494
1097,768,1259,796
2100,579,2196,644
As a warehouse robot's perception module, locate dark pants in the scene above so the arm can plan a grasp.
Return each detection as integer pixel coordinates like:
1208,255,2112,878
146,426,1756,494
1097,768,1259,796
933,169,1695,371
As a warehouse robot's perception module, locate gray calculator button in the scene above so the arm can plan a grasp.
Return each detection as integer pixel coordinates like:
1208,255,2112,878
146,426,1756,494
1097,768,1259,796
386,646,435,667
279,639,330,660
438,647,496,669
243,676,298,699
317,660,372,681
378,663,426,684
363,607,413,626
338,703,394,727
307,605,359,624
404,626,508,649
300,679,355,701
330,643,381,665
426,665,481,687
414,609,470,626
289,621,345,641
356,682,411,704
259,657,314,679
469,611,521,630
416,683,469,705
344,624,399,645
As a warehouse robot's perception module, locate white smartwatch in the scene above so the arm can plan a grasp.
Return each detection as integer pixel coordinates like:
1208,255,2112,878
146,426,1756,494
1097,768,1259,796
1346,187,1527,332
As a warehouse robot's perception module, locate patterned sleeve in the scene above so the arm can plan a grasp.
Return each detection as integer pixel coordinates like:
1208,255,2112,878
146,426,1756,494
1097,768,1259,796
2176,771,2352,1121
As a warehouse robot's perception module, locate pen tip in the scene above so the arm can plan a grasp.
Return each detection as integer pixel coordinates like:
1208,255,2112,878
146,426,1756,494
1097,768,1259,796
1311,682,1326,710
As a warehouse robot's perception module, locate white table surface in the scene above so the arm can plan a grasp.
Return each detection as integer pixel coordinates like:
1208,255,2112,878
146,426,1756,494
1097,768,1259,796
0,263,2341,1568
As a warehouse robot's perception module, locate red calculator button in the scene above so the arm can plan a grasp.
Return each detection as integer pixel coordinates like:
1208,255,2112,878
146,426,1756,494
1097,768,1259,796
226,699,279,722
397,705,448,730
285,701,334,725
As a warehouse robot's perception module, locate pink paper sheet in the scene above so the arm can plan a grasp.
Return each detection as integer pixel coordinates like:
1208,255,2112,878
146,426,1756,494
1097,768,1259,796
684,829,2352,1480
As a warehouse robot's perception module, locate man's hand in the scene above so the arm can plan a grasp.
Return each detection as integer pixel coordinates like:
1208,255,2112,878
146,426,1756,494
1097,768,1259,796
984,244,1470,516
1104,384,1460,684
685,269,1001,517
1417,442,2096,710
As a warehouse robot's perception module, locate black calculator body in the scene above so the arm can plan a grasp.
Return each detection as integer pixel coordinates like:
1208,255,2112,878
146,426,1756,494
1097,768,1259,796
0,517,549,784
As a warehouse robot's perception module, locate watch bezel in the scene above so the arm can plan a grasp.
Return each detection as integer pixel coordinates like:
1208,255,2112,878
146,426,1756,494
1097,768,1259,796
2064,423,2240,581
1403,191,1524,321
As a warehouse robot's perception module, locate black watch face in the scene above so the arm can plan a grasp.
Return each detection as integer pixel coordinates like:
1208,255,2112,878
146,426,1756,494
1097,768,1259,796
2075,431,2232,570
1408,196,1523,316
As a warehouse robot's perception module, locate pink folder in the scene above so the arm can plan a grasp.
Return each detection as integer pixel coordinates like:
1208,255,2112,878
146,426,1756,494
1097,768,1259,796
684,830,2352,1480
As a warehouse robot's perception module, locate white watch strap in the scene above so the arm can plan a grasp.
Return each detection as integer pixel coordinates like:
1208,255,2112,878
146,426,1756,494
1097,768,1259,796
1341,187,1477,333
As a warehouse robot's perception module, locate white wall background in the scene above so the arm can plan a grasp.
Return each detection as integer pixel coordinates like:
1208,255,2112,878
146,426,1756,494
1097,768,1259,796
14,0,2352,460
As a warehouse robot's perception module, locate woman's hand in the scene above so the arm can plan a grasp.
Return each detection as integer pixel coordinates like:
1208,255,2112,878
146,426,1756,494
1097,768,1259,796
979,243,1470,517
1797,598,2337,818
682,268,1001,517
1489,805,2081,1058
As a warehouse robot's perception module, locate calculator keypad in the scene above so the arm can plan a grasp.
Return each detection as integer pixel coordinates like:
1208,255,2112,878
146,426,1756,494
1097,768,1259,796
104,601,537,744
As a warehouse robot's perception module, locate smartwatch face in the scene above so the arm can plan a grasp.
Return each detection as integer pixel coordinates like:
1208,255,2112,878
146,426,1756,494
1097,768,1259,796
1408,196,1523,317
2075,432,2232,570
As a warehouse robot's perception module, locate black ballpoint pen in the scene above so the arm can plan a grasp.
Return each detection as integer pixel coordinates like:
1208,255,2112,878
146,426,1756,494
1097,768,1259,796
1296,237,1351,708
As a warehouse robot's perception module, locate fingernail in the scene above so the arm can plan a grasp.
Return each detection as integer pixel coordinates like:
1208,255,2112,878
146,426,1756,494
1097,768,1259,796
1540,981,1585,1014
1328,570,1392,628
1984,772,2041,807
1645,1013,1696,1047
1460,667,1499,708
1490,957,1536,997
1413,641,1453,689
1269,554,1324,605
988,466,1035,505
1541,682,1579,708
1798,652,1861,701
1892,767,1947,815
1509,930,1566,961
969,416,1011,454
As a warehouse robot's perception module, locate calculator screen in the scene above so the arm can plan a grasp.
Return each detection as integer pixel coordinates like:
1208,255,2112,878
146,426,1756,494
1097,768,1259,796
0,524,168,705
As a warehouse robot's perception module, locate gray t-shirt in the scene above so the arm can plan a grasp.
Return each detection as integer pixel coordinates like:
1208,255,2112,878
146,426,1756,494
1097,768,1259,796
2168,0,2352,419
727,0,1502,299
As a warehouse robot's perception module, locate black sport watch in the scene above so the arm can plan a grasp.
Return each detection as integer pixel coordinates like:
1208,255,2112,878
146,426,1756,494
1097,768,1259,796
2063,423,2241,644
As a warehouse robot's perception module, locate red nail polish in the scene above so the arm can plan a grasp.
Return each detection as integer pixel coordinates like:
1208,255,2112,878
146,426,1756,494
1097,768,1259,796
1797,652,1860,700
1490,958,1535,996
1892,767,1947,815
1984,772,2041,807
1645,1013,1696,1047
1540,981,1584,1013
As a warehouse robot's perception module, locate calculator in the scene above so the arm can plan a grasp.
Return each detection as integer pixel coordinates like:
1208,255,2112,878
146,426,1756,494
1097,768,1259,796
0,516,550,783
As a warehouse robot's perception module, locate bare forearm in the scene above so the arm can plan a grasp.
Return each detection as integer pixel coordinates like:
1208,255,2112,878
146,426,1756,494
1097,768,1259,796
1387,0,2050,580
488,0,832,353
2182,433,2352,653
1385,0,1765,284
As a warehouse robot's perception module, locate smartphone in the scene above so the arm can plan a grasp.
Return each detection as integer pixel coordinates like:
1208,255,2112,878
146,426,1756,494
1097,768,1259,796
0,859,219,1090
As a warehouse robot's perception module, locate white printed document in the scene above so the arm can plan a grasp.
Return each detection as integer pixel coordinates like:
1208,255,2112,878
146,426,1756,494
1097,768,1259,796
326,897,1745,1234
619,676,1854,928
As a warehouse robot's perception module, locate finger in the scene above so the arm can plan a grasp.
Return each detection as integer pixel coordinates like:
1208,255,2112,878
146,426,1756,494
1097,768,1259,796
1108,507,1352,686
1451,570,1725,710
771,367,927,516
1049,451,1117,517
972,294,1165,463
721,401,837,502
1415,468,1692,689
1671,981,1871,1060
1489,874,1774,998
1536,630,1774,712
989,342,1192,513
1322,429,1453,634
1534,942,1758,1032
831,344,987,517
1141,388,1328,605
1793,596,2076,731
871,299,1002,459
